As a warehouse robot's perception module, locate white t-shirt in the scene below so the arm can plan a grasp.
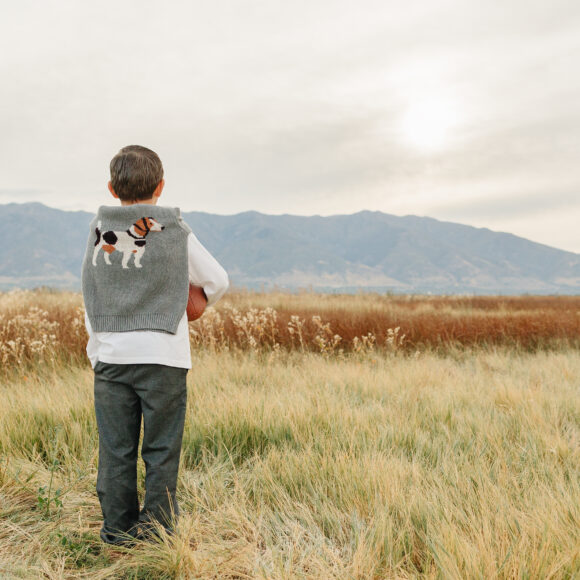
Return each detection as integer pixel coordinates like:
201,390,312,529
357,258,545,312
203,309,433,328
85,231,228,369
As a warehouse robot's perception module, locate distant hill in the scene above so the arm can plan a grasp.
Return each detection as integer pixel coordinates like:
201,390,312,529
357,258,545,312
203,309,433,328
0,202,578,294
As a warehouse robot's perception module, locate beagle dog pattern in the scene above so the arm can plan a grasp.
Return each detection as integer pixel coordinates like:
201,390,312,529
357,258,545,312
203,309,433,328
92,217,165,269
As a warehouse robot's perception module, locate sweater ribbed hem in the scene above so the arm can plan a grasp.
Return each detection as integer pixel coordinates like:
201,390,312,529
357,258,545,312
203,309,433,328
91,313,184,334
91,355,192,370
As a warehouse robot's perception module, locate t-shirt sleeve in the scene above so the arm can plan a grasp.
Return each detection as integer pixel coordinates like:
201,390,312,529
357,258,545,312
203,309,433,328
187,232,229,306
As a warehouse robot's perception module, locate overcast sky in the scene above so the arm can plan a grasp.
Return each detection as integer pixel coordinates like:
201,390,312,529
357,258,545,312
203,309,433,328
1,0,579,253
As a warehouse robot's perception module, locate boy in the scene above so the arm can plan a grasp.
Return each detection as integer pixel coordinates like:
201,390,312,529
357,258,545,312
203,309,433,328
81,145,228,545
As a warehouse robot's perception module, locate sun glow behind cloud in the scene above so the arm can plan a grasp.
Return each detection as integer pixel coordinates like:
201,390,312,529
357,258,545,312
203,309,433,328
401,97,461,151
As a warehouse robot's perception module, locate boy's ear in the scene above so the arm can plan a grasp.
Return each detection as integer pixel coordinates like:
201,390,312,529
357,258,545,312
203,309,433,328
108,182,119,199
153,179,165,199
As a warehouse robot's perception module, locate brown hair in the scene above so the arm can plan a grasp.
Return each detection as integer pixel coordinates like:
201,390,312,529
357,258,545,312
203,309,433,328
109,145,164,202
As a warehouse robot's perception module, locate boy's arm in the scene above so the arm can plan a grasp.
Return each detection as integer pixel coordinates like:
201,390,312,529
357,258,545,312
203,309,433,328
187,232,229,307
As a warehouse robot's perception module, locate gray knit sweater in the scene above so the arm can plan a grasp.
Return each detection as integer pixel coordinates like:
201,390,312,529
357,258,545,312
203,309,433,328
81,205,191,334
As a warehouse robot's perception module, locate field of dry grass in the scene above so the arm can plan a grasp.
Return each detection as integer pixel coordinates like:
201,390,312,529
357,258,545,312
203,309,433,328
0,290,579,578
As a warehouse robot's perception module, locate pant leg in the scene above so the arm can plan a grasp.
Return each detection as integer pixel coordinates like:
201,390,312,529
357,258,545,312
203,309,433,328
133,364,188,533
93,361,142,544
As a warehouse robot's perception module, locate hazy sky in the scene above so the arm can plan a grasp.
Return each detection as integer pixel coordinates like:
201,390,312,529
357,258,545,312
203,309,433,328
1,0,579,252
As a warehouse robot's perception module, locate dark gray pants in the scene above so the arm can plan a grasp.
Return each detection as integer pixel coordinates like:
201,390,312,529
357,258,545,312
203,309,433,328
93,361,188,544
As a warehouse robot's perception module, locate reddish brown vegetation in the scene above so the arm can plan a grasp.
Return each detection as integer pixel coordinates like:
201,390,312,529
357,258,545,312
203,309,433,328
0,291,578,374
215,294,580,352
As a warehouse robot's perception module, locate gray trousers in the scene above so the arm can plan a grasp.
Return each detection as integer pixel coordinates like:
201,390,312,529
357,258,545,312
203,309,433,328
93,361,188,544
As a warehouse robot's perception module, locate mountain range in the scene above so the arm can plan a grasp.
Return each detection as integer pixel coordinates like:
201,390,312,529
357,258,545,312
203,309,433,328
0,202,578,294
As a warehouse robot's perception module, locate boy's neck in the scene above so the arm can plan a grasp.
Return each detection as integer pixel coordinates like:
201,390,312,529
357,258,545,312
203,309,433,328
120,198,157,206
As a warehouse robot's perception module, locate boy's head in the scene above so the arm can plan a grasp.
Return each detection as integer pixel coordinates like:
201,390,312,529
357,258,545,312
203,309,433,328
109,145,164,203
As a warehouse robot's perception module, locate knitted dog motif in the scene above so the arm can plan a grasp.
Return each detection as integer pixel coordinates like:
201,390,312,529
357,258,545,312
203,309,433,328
92,217,165,269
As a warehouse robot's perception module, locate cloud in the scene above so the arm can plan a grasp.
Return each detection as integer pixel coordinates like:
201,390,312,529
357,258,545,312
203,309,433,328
0,0,579,252
430,190,580,221
0,189,53,199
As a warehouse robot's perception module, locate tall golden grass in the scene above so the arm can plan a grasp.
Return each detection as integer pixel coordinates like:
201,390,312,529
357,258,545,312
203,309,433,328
0,290,578,375
0,289,578,578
